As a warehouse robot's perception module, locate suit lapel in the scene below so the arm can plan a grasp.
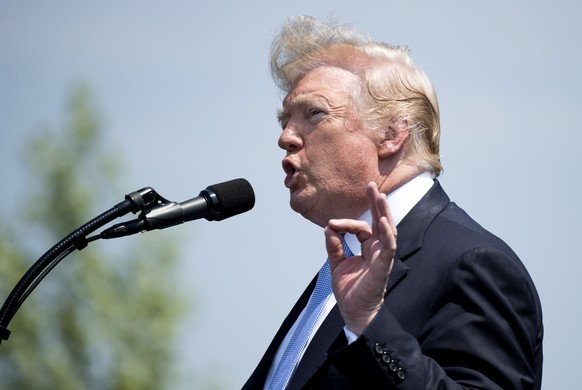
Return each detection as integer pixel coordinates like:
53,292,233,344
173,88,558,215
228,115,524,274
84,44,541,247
287,305,344,389
384,180,450,295
394,180,450,261
242,275,317,390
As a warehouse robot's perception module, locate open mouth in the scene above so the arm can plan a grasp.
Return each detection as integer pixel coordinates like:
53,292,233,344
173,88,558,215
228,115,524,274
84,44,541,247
282,159,298,188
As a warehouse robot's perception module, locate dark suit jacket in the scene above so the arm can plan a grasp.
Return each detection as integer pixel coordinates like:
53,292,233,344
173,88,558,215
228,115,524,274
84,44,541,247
243,181,543,389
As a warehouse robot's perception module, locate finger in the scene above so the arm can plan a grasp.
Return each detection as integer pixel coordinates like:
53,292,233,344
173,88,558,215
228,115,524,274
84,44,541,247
367,182,391,240
378,216,397,257
366,182,381,228
327,219,372,243
375,191,396,238
325,225,350,273
376,215,396,272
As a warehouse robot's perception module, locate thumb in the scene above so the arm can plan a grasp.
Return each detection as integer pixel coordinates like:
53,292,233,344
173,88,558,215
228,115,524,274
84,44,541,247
324,225,345,269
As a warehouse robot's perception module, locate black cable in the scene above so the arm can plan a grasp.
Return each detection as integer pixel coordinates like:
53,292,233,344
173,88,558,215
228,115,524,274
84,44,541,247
0,198,136,341
12,244,77,317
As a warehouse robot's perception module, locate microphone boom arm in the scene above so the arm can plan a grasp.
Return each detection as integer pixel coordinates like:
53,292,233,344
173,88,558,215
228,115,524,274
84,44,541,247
0,186,163,344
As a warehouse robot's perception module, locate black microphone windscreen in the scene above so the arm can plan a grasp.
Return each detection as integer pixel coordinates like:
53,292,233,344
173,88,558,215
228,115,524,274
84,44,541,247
206,178,255,221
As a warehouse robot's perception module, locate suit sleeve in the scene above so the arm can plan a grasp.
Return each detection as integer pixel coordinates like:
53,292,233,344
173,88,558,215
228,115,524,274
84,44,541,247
327,246,543,389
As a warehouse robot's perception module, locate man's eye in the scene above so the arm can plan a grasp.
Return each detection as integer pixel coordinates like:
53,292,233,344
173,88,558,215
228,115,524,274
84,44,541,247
309,109,325,118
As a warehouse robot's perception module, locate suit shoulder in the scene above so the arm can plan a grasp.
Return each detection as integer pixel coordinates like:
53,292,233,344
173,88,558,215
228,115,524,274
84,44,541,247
430,202,517,257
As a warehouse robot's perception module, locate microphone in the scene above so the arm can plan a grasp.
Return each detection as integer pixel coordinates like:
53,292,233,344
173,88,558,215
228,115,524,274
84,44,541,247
101,178,255,239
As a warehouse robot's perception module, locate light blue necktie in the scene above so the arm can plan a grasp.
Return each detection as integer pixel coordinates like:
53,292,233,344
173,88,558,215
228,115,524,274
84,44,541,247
267,238,353,389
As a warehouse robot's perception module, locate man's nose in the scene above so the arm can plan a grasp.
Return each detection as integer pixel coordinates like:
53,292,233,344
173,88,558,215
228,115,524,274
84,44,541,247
278,125,303,152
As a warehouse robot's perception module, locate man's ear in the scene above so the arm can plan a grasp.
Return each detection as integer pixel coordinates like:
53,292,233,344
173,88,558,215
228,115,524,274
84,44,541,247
378,120,409,158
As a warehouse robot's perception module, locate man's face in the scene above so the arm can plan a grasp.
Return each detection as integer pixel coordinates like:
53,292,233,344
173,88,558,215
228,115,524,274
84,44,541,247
277,66,381,227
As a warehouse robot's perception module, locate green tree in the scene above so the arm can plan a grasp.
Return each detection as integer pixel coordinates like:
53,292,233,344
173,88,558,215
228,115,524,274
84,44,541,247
0,85,186,389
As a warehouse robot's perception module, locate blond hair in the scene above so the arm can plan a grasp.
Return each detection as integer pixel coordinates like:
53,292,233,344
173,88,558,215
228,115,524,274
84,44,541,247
270,16,442,176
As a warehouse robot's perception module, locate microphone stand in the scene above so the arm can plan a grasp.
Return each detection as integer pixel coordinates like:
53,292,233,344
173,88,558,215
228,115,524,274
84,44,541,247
0,186,164,345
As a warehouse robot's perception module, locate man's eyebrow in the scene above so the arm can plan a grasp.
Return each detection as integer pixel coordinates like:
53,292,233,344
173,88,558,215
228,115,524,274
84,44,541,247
289,94,326,107
276,108,288,126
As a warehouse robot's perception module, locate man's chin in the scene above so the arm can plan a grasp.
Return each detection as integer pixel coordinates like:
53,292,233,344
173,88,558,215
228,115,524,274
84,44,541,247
289,191,311,215
289,195,306,215
290,195,329,227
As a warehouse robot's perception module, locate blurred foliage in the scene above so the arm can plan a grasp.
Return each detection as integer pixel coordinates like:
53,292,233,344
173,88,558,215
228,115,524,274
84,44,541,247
0,85,187,389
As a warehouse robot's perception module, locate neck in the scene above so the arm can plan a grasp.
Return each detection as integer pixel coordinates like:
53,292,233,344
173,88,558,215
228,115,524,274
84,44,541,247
376,160,427,196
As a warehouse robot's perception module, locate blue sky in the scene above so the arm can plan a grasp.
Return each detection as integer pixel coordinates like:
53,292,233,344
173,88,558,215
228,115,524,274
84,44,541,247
1,1,581,388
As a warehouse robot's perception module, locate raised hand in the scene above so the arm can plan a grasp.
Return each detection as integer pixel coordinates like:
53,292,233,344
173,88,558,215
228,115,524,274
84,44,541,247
324,182,397,336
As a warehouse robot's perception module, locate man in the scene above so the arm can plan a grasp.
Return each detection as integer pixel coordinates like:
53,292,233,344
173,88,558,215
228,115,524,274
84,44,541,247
244,16,543,389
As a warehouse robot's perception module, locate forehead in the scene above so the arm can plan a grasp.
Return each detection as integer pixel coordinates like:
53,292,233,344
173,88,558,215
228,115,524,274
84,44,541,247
282,66,360,108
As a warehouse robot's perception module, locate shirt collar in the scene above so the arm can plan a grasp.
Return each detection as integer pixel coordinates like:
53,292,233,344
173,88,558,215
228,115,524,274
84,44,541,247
344,172,434,255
